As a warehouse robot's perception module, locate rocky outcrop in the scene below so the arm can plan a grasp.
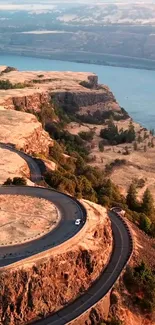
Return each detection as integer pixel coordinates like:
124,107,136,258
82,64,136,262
51,87,120,116
0,148,30,185
0,69,122,117
12,92,51,113
0,109,53,156
0,201,113,325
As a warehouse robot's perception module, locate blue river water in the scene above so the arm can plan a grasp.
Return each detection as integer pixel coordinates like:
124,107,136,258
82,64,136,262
0,54,155,129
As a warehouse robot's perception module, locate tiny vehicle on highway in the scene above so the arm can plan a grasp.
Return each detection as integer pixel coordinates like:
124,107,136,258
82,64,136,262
75,219,81,225
110,207,125,217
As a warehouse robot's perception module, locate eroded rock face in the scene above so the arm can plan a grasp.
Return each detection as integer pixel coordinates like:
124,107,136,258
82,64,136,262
12,92,50,113
0,70,121,116
0,109,53,156
0,201,113,325
51,87,120,116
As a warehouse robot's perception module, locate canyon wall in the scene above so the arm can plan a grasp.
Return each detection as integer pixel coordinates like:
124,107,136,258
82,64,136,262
0,70,123,117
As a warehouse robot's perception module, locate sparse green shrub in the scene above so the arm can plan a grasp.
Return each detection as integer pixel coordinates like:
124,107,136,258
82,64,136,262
2,66,17,74
99,140,105,152
79,80,93,89
133,178,145,189
3,177,13,185
0,79,26,90
3,177,27,186
12,177,27,186
78,130,94,141
37,74,44,78
105,159,126,174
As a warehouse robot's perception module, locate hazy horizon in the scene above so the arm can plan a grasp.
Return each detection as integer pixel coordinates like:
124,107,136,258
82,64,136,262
1,0,155,4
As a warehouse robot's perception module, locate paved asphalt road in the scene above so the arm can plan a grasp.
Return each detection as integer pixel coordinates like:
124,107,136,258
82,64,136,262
0,186,86,267
0,142,42,183
0,143,133,325
29,211,132,325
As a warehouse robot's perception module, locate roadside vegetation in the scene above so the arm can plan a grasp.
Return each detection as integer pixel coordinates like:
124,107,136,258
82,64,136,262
45,138,155,238
36,102,155,239
124,261,155,314
0,79,27,90
3,177,27,186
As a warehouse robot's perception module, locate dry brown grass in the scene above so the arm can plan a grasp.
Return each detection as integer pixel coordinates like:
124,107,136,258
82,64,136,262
0,195,59,246
67,121,155,201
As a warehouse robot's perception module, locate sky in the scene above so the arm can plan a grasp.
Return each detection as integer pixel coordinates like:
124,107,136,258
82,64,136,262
0,0,154,9
1,0,155,3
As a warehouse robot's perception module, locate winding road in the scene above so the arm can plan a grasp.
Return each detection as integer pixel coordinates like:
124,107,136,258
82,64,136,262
0,143,133,325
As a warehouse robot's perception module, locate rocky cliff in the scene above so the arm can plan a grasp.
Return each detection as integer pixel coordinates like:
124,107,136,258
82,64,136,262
0,201,113,325
0,109,53,156
0,69,123,118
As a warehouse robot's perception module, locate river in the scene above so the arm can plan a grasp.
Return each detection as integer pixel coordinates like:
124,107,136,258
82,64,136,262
0,54,155,130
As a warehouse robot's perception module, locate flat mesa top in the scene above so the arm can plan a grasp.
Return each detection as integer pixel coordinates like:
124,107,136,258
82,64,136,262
0,68,102,104
0,68,96,86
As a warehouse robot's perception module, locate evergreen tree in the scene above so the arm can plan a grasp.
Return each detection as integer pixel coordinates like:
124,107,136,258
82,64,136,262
150,129,155,136
134,141,138,151
139,213,152,233
142,188,154,217
127,120,136,143
126,183,138,210
151,138,154,148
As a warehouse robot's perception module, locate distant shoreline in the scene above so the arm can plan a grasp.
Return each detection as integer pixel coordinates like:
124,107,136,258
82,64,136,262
1,51,155,71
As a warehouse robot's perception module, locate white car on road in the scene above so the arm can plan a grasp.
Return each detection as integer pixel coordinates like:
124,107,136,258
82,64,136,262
75,219,81,226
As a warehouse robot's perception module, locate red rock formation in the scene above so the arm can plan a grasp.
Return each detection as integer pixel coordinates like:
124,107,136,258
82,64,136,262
0,202,112,325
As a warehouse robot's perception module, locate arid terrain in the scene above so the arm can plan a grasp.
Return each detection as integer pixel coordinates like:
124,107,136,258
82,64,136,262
0,195,59,246
1,200,113,325
0,109,52,155
67,120,155,201
0,66,155,325
0,147,29,185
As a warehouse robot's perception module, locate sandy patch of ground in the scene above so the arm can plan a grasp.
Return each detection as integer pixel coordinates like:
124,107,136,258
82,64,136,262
0,195,59,246
0,147,29,185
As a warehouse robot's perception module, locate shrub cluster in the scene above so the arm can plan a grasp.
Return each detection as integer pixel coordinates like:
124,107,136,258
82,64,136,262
126,184,155,237
3,177,27,186
47,124,90,159
46,119,155,237
78,109,127,125
100,119,136,145
0,79,26,90
124,262,155,314
78,130,95,141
